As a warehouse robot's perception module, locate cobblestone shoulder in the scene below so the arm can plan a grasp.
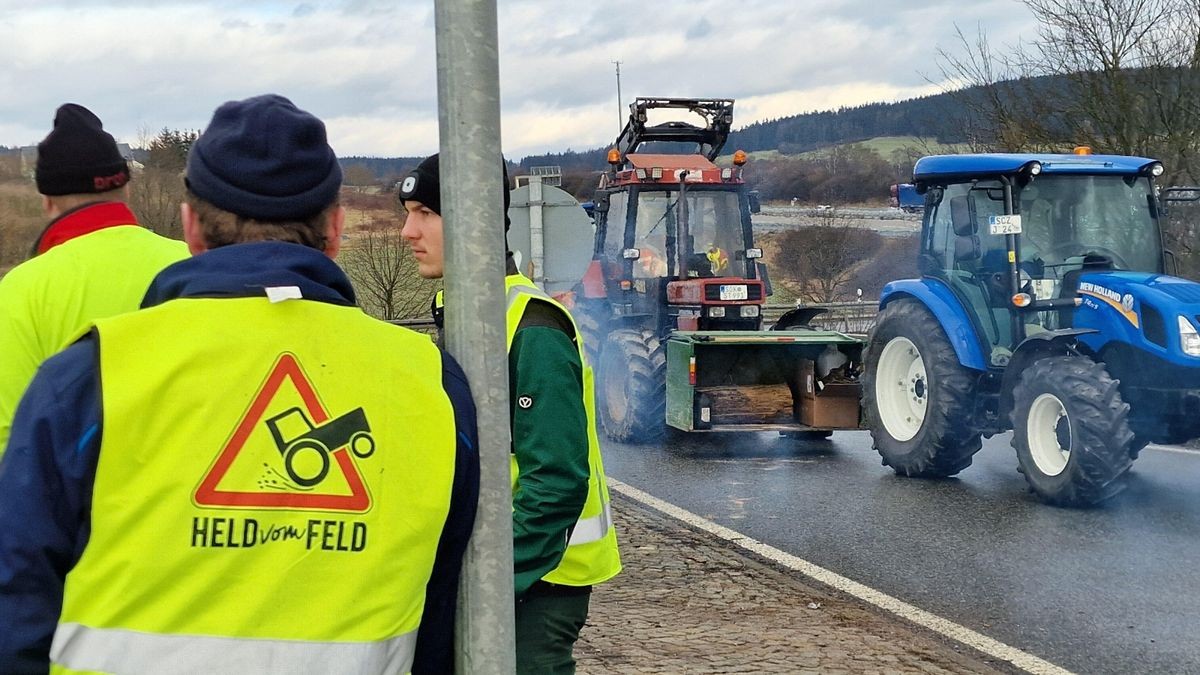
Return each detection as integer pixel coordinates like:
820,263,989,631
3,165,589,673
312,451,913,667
576,493,1011,674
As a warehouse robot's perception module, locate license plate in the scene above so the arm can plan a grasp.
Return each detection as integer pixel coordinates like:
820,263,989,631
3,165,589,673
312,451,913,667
989,214,1023,235
719,284,748,301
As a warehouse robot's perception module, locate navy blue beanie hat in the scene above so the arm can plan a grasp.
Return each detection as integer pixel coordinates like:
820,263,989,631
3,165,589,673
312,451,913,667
186,94,342,221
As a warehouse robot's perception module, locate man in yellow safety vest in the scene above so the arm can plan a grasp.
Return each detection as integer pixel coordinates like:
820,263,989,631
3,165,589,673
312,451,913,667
0,103,187,458
0,95,479,675
400,154,620,674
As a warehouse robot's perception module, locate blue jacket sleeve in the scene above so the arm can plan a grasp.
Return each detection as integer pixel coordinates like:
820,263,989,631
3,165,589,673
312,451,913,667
0,338,101,674
411,351,480,674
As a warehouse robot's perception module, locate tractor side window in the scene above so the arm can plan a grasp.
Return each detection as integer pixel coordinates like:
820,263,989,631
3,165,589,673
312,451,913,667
601,190,629,262
931,182,1015,360
633,191,675,278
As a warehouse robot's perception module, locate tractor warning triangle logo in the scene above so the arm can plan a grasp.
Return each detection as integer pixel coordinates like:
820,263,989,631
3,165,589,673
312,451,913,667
194,353,374,512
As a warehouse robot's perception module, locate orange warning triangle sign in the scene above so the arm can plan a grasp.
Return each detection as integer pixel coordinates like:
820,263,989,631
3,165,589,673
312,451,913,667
194,353,371,512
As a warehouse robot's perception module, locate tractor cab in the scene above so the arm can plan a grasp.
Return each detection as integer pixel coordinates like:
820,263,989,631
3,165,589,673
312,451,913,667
587,98,764,334
914,152,1166,366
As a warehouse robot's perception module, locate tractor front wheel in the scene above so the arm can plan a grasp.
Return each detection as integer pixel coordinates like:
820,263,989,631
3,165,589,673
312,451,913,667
1011,356,1135,507
862,299,983,477
598,328,666,443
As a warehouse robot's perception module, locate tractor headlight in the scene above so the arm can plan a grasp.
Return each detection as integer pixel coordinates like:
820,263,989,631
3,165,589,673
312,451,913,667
1179,316,1200,356
708,306,726,318
740,305,760,318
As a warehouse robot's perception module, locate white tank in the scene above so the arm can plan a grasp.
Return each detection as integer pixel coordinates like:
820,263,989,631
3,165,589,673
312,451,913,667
507,181,595,295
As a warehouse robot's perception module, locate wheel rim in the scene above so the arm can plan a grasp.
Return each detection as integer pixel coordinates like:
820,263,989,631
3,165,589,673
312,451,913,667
875,337,928,442
1027,393,1071,477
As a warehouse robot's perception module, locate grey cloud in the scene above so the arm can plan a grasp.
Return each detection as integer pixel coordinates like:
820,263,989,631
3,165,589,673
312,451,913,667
0,0,1037,155
686,18,713,40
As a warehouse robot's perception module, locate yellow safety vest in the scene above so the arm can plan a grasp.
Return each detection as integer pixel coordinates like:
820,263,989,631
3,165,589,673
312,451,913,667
52,296,457,675
503,274,621,587
0,225,186,457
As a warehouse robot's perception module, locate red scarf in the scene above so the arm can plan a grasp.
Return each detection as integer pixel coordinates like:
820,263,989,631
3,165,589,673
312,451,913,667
35,202,140,255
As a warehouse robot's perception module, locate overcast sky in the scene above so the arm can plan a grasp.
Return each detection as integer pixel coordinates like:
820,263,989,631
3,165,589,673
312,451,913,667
0,1,1037,159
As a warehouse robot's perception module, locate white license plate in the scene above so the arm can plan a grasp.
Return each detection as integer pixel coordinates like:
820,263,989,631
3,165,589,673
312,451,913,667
989,214,1023,235
719,284,748,301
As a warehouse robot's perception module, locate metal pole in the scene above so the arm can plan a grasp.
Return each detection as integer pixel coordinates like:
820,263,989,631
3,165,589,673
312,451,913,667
529,176,545,285
433,1,515,673
612,59,623,136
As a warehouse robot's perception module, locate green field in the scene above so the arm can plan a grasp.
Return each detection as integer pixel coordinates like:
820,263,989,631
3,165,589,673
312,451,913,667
717,136,968,164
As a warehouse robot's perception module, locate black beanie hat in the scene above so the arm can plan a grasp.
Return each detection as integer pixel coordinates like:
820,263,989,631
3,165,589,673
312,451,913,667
35,104,130,196
186,94,342,221
398,153,511,229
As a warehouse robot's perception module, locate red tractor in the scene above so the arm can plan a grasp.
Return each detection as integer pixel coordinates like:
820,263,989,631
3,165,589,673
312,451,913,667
576,98,845,442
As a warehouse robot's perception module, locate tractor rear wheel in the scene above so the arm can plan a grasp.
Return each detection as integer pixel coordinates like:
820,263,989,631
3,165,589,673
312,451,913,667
598,328,666,443
574,302,606,369
1011,356,1135,507
862,299,983,477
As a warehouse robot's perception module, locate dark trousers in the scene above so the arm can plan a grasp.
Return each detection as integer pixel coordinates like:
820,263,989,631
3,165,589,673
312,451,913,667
514,584,591,675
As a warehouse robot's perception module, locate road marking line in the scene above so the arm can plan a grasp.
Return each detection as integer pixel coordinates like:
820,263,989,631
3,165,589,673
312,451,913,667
608,478,1074,675
1146,444,1200,457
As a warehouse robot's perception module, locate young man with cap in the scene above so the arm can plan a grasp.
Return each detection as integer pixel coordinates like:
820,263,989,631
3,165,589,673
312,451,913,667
0,95,479,675
399,154,620,675
0,103,187,456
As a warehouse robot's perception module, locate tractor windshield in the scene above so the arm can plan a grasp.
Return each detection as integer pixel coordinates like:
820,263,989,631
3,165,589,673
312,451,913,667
632,188,749,279
1017,174,1162,274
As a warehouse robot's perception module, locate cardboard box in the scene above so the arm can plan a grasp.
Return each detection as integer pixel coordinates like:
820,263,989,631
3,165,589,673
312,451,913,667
797,360,861,429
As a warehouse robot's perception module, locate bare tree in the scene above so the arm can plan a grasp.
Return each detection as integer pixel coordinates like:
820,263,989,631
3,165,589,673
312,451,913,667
339,219,441,321
128,127,197,238
342,164,377,191
773,212,884,303
939,0,1200,180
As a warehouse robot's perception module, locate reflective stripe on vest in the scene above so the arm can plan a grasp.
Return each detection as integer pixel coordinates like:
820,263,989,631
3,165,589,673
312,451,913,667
504,274,621,586
568,500,614,546
56,297,456,671
51,623,416,675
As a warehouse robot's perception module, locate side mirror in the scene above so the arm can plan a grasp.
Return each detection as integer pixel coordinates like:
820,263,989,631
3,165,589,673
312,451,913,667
950,195,975,236
954,235,982,262
594,194,610,213
748,190,762,214
757,262,774,297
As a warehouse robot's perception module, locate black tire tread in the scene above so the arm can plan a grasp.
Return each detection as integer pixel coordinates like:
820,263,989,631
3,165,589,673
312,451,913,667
599,328,666,443
862,299,983,477
575,304,605,369
1010,356,1135,507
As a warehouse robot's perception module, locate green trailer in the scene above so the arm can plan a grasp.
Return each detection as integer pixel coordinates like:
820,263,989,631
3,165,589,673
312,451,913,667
665,330,865,434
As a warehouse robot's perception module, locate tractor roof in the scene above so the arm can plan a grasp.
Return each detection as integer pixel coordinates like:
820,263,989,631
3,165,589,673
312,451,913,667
627,154,716,171
914,153,1159,182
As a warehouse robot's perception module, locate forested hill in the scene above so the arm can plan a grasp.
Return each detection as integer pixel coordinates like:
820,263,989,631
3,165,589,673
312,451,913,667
341,81,1042,178
515,88,984,171
731,91,974,154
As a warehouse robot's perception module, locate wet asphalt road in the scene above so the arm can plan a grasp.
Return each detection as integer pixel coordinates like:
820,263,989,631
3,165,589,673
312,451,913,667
602,430,1200,674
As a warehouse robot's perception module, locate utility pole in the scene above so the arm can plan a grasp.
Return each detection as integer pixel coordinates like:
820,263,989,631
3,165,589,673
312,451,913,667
433,1,515,673
612,59,623,136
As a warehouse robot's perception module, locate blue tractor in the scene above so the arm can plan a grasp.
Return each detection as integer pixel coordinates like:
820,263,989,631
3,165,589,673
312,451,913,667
862,151,1200,506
